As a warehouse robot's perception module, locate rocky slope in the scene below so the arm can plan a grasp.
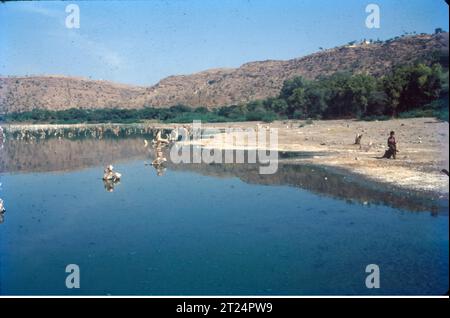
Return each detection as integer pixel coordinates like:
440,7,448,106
0,33,448,113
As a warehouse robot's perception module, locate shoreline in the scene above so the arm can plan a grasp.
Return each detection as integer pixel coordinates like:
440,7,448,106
2,117,449,196
1,154,446,214
178,118,449,195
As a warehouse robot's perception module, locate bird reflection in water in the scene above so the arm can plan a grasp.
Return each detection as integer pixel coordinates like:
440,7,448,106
103,179,120,192
0,199,6,224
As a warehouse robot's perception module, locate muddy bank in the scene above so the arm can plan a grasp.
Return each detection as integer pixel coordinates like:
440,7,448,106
180,118,449,195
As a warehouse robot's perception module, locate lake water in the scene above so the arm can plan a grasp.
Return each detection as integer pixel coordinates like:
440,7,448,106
0,134,448,295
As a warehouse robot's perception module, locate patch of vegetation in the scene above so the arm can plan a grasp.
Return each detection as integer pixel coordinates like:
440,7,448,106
361,115,391,122
2,62,447,124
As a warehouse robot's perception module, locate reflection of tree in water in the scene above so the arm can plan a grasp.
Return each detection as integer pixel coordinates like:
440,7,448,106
0,138,148,173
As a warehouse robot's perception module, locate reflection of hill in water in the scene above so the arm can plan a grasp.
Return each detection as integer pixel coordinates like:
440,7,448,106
0,138,446,213
168,163,447,214
0,138,149,173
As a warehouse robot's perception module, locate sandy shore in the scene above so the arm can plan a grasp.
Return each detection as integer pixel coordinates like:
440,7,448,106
178,118,449,195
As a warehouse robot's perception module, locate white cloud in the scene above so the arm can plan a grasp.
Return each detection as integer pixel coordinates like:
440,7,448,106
15,2,62,19
16,2,124,68
67,31,124,68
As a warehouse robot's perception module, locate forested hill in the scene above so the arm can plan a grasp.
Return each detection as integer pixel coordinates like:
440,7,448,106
0,32,448,114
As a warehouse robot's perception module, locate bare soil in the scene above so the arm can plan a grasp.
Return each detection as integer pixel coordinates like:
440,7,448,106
180,118,449,195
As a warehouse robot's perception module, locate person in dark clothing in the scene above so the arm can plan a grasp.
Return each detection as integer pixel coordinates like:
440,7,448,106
383,131,397,159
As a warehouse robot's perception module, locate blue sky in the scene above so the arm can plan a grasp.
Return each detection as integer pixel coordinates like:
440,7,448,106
0,0,448,86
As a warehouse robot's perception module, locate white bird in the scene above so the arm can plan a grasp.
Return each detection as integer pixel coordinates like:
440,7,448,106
103,165,121,181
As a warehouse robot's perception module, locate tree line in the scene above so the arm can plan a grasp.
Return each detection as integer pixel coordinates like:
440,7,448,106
1,62,448,124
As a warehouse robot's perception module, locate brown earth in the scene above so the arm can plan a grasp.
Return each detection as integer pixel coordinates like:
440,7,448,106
180,118,449,195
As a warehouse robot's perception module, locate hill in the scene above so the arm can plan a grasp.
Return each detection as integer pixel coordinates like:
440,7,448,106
0,32,448,113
